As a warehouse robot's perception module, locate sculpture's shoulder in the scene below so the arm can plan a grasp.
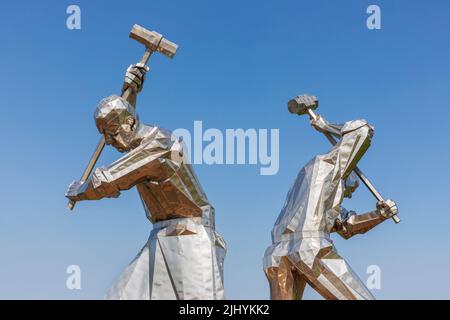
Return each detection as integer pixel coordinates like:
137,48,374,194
139,123,169,139
139,124,180,150
341,119,370,134
135,124,184,168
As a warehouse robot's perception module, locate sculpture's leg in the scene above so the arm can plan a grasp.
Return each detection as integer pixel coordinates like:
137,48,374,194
156,223,225,300
105,220,226,300
265,256,306,300
292,268,307,299
291,247,375,300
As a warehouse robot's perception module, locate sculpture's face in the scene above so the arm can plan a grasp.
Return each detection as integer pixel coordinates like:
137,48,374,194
343,172,359,198
102,117,136,153
94,95,139,153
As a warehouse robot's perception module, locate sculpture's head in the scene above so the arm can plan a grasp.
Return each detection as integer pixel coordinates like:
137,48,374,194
343,172,359,198
94,95,140,153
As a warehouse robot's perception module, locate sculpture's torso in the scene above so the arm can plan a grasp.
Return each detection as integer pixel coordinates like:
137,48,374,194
137,162,211,222
104,124,213,224
271,149,345,241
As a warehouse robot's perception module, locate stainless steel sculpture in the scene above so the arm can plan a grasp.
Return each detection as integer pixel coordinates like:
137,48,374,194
66,25,226,300
263,94,399,300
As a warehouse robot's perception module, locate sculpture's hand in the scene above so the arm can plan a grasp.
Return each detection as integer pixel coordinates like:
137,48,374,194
65,180,85,201
122,63,149,94
65,179,120,201
376,199,398,219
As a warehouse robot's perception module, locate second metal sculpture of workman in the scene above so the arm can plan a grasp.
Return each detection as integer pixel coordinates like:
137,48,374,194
263,94,398,300
66,64,226,300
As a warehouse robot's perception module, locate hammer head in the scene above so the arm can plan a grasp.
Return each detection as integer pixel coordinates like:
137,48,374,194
288,94,319,115
129,24,178,58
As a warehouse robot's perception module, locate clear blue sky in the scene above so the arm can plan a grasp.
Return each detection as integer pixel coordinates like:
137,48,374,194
1,0,449,299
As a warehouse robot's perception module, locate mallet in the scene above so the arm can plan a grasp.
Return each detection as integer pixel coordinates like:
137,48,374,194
288,94,400,224
67,24,178,210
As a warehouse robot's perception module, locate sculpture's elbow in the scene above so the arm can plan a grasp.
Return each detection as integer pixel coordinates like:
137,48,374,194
338,230,353,240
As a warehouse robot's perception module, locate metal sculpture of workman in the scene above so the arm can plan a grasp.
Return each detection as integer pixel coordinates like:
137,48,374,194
65,25,226,300
263,94,399,300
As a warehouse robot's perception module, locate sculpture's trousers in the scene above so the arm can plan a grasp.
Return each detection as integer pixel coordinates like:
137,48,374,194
105,217,226,300
263,235,374,300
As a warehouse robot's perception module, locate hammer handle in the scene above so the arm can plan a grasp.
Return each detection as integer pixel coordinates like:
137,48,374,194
306,109,400,224
140,48,153,65
67,136,106,210
67,48,153,211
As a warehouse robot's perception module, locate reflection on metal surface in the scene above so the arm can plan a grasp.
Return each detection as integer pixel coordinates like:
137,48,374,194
263,94,398,300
